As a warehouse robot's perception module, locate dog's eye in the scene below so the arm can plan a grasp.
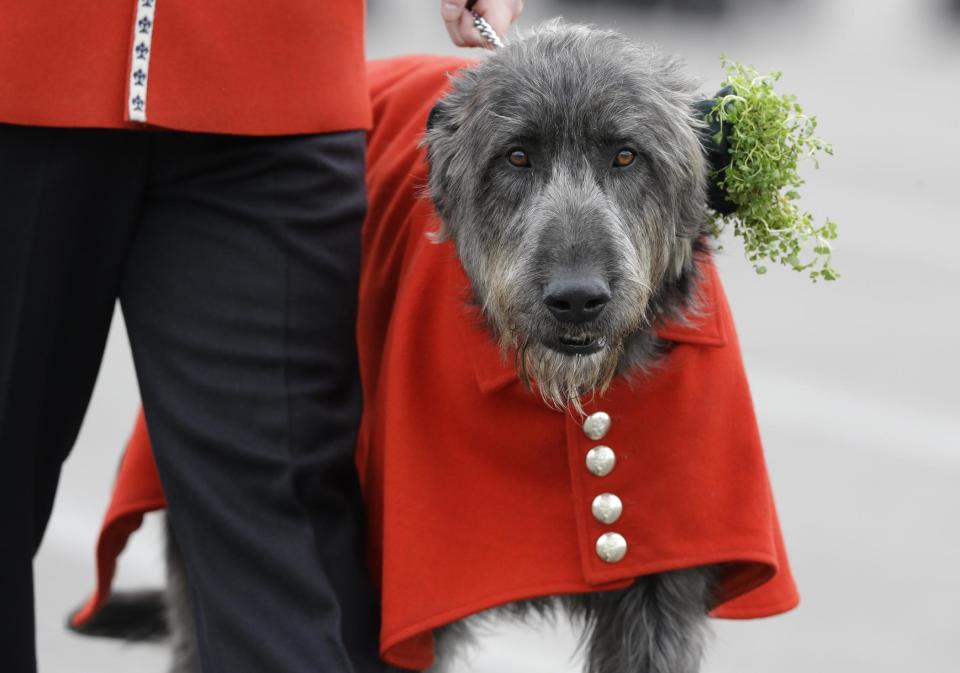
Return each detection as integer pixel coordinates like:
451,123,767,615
507,148,531,168
613,149,636,168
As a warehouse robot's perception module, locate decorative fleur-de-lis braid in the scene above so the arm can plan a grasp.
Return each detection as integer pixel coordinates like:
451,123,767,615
469,10,504,49
128,0,157,122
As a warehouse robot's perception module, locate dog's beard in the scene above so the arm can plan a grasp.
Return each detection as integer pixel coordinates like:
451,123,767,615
512,337,624,416
480,250,652,415
486,278,645,416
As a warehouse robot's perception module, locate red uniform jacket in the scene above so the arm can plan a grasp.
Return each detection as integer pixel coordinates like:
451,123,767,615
73,56,799,671
0,1,369,135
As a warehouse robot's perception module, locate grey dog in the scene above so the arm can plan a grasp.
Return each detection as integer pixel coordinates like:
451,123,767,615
120,21,723,673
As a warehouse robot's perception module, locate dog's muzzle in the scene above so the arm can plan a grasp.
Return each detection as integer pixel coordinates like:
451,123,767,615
542,274,611,355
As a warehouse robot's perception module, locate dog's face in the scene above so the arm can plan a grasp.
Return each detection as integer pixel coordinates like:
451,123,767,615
426,23,708,410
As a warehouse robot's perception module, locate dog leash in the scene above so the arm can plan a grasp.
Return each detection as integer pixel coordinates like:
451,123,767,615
466,1,505,49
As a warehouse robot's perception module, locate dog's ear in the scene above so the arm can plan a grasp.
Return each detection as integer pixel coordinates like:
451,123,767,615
426,102,446,133
692,87,736,216
426,98,464,142
424,98,459,241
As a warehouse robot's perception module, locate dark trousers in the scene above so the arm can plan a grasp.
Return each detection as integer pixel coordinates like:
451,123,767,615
0,123,385,673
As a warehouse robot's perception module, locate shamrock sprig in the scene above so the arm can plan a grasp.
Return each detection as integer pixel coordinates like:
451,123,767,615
707,58,838,281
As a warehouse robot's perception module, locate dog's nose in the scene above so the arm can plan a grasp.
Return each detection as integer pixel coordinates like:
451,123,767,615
542,276,611,323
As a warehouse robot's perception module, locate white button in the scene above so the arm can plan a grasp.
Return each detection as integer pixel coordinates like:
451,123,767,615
592,493,623,524
582,411,611,441
585,446,616,477
595,532,627,563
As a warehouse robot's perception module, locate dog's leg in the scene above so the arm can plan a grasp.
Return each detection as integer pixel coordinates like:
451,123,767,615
165,516,202,673
574,566,715,673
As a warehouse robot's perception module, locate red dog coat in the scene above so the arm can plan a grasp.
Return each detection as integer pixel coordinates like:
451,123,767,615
73,55,799,671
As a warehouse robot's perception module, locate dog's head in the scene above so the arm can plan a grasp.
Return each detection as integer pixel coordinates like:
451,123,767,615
425,22,709,410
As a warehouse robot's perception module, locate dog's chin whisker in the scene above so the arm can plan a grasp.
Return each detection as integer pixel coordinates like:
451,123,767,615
499,333,518,358
510,338,624,416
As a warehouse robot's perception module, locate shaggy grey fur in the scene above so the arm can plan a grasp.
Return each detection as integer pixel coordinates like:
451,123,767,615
163,22,719,673
428,566,715,673
426,20,710,412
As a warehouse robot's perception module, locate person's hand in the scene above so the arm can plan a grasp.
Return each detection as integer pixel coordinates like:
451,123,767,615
441,0,523,48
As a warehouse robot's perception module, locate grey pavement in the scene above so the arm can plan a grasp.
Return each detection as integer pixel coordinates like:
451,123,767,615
34,0,960,671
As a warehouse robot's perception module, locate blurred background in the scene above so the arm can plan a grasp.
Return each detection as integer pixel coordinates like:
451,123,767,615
35,0,960,671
